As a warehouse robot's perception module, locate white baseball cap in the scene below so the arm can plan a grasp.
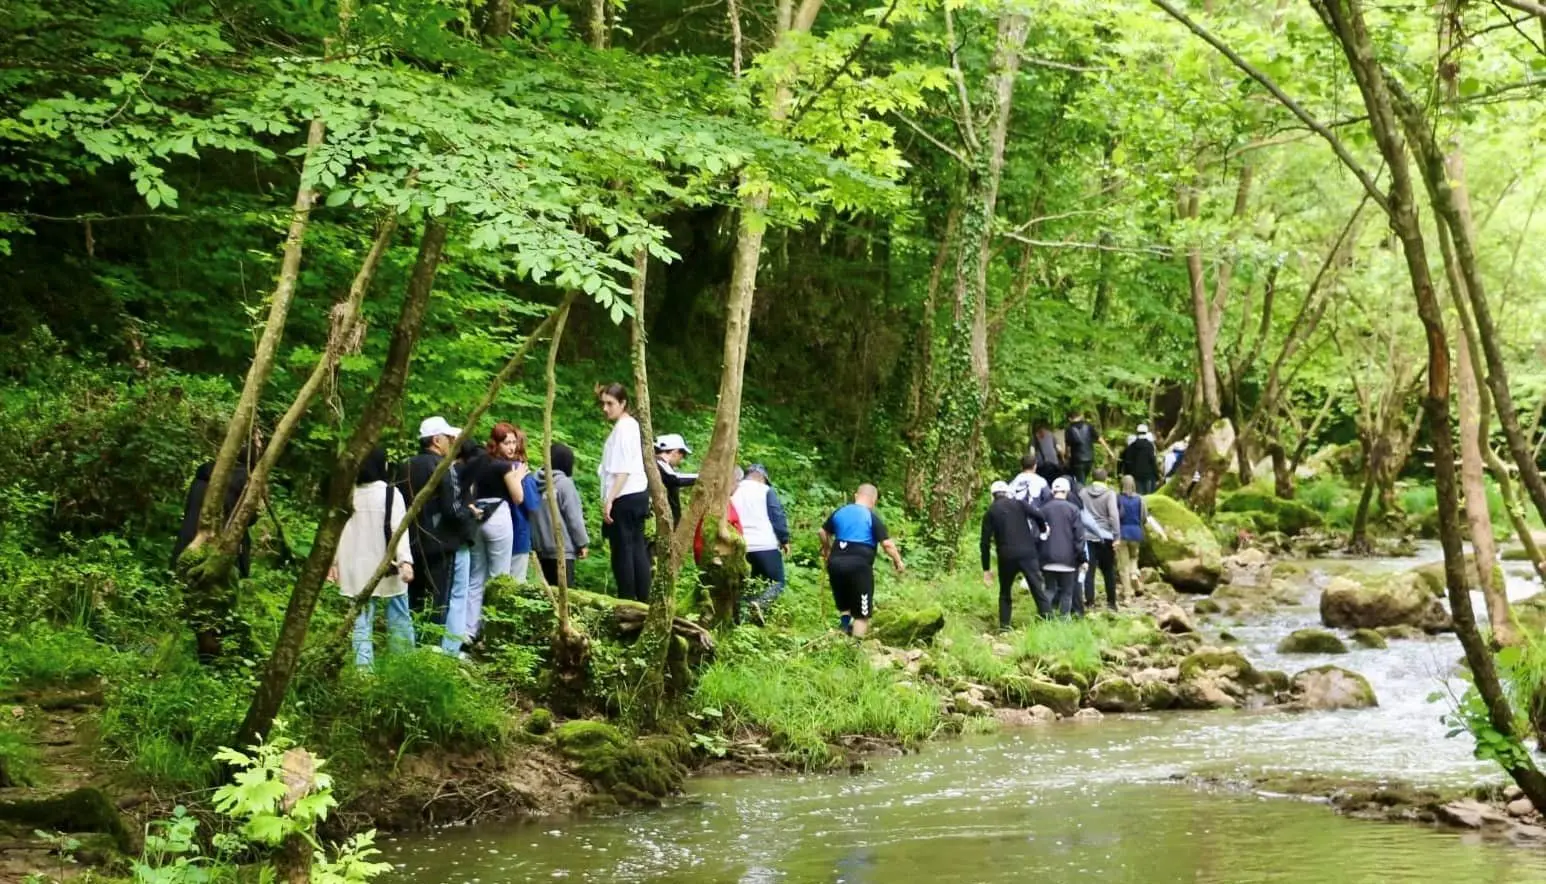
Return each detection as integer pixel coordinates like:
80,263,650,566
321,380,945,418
1051,476,1071,495
990,480,1010,496
654,433,691,454
1136,423,1150,435
418,416,461,439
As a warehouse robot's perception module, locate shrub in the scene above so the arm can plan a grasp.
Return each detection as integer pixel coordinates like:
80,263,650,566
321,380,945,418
99,660,250,789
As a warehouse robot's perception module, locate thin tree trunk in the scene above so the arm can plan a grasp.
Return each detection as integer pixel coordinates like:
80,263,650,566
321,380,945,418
1313,0,1546,808
1350,450,1376,553
903,207,958,513
541,295,588,706
236,217,449,748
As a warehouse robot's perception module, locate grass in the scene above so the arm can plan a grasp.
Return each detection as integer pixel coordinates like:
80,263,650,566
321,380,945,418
0,626,125,688
0,719,41,786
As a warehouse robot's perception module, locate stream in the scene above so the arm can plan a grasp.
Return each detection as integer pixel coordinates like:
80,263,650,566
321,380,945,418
382,550,1546,882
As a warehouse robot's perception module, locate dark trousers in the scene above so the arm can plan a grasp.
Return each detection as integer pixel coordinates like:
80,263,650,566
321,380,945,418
1036,463,1062,483
606,491,652,602
408,547,455,625
1083,540,1118,610
1135,475,1158,495
745,549,787,607
539,556,576,589
1070,460,1093,484
997,554,1048,626
1043,569,1079,617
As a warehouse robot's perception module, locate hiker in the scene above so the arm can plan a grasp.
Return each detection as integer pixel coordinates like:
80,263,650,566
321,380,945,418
980,480,1051,628
441,438,486,657
1033,425,1062,482
1038,477,1086,616
1064,411,1098,485
401,416,463,620
653,433,698,525
820,483,904,638
532,442,589,590
597,382,651,602
1163,440,1187,478
731,464,791,622
171,443,259,577
463,422,536,643
1079,468,1121,611
1117,475,1168,598
331,448,414,668
1120,423,1162,495
1008,453,1050,506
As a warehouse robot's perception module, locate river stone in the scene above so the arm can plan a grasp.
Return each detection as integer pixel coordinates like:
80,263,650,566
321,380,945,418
1176,648,1259,709
1276,628,1349,654
1140,496,1223,593
1506,785,1525,801
1193,598,1222,616
1509,798,1535,818
994,707,1053,727
1072,708,1104,722
1221,546,1275,587
1156,602,1195,634
1349,628,1387,649
1375,624,1422,641
1437,798,1511,829
1139,680,1178,710
1290,665,1377,710
952,690,994,717
1088,677,1142,713
1410,558,1506,597
1319,573,1452,633
1176,674,1239,709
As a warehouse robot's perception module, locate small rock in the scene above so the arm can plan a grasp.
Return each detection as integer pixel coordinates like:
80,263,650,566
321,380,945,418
1193,598,1222,616
1506,785,1524,801
1072,708,1104,722
994,707,1051,727
1349,628,1387,650
1277,628,1350,654
1157,603,1195,634
952,691,994,716
991,642,1014,657
1508,798,1535,818
1027,704,1058,722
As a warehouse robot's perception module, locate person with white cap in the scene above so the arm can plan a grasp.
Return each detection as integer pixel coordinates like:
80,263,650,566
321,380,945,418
1120,422,1161,495
980,480,1051,628
400,415,466,621
653,433,698,525
1038,476,1087,616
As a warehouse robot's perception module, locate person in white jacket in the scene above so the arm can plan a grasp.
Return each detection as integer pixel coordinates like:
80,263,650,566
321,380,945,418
330,448,416,668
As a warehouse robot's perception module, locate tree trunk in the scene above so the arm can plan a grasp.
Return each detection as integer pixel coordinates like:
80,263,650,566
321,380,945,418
1269,439,1293,498
902,207,958,513
541,295,589,708
236,217,449,748
1313,0,1546,808
924,11,1029,556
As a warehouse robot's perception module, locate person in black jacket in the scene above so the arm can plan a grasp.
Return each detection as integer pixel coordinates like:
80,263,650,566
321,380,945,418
1038,477,1088,617
980,481,1051,628
653,433,698,524
1119,423,1161,494
172,444,257,577
1064,412,1098,484
400,416,465,622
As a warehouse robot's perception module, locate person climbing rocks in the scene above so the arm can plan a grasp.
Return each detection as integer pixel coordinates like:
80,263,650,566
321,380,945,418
1079,468,1121,611
820,483,904,638
653,433,697,525
1064,411,1098,485
1038,477,1087,617
981,480,1051,628
1120,423,1161,495
1008,453,1050,505
597,382,651,602
731,464,791,623
1117,474,1168,599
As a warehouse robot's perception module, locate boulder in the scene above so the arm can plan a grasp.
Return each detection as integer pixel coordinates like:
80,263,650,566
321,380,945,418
1349,628,1387,649
1290,665,1377,710
1319,573,1452,633
1437,798,1511,830
1276,628,1349,655
952,689,995,716
1221,546,1274,587
995,706,1055,727
1088,677,1142,713
1140,680,1178,710
1140,496,1223,593
1175,648,1260,709
993,675,1079,716
1218,491,1324,536
870,606,945,646
1409,558,1507,597
1509,798,1536,818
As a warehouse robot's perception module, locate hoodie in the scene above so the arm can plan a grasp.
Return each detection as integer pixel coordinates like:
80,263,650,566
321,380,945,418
531,468,590,560
1038,497,1087,569
1078,482,1120,541
980,496,1049,570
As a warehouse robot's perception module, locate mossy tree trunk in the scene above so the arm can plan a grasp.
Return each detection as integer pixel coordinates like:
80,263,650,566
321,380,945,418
540,293,589,704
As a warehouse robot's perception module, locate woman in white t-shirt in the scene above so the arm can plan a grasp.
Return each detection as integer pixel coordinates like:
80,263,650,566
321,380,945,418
597,382,651,601
329,447,415,668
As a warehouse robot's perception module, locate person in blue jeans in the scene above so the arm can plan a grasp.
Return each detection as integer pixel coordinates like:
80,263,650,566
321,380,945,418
441,439,486,658
330,448,415,668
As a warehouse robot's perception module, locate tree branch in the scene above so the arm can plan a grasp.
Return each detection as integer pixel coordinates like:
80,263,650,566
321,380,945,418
892,111,970,165
1497,0,1546,19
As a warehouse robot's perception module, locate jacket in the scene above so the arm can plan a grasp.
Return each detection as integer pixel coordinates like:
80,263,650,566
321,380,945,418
1065,421,1096,464
1079,483,1120,541
730,479,789,553
399,450,462,559
1038,498,1087,568
656,458,698,523
1008,470,1049,506
334,481,413,599
172,461,253,577
1120,437,1159,480
530,468,590,559
980,496,1049,570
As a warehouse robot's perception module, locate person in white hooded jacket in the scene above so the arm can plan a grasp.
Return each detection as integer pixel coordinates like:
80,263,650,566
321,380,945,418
330,447,415,668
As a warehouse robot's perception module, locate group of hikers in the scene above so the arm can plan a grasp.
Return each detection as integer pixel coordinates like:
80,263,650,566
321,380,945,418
980,416,1172,631
175,394,1174,665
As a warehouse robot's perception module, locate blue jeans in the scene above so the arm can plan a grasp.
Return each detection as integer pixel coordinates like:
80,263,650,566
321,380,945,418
353,594,415,668
442,547,471,655
745,549,787,607
469,502,513,640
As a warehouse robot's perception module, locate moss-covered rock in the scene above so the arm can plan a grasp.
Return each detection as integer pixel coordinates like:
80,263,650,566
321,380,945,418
1350,628,1387,649
0,787,131,853
1218,491,1324,536
1178,648,1256,682
552,720,687,805
869,606,945,646
1140,680,1178,710
1089,677,1142,713
1140,496,1223,593
1319,573,1452,633
524,707,554,735
994,675,1079,716
1409,558,1507,597
1290,665,1377,710
1276,628,1349,655
1376,624,1423,641
1193,598,1222,616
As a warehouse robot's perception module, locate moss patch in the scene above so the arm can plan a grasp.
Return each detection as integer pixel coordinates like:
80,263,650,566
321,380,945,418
869,606,945,646
1276,629,1349,655
993,675,1079,716
552,720,687,806
1349,628,1387,649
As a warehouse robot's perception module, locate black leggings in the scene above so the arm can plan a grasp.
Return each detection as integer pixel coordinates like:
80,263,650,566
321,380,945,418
607,491,652,602
997,554,1048,626
1083,540,1118,610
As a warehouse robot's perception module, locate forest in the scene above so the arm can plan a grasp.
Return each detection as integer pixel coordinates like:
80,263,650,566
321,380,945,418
3,0,1546,880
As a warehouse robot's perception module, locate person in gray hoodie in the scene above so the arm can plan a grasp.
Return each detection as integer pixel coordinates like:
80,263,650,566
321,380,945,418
1079,468,1121,611
532,442,589,588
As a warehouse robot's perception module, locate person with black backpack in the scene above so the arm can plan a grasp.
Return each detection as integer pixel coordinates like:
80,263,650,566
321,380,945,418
400,416,464,624
330,448,414,668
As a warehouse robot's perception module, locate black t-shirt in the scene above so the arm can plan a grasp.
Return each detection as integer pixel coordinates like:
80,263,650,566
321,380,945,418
471,457,516,502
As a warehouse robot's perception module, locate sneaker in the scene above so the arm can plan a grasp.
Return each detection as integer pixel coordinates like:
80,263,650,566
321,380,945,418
748,602,766,627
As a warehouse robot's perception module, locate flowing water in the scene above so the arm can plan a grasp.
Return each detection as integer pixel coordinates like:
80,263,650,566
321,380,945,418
382,550,1546,883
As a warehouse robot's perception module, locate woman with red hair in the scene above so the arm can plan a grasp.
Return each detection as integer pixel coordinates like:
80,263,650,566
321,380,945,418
464,422,539,641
